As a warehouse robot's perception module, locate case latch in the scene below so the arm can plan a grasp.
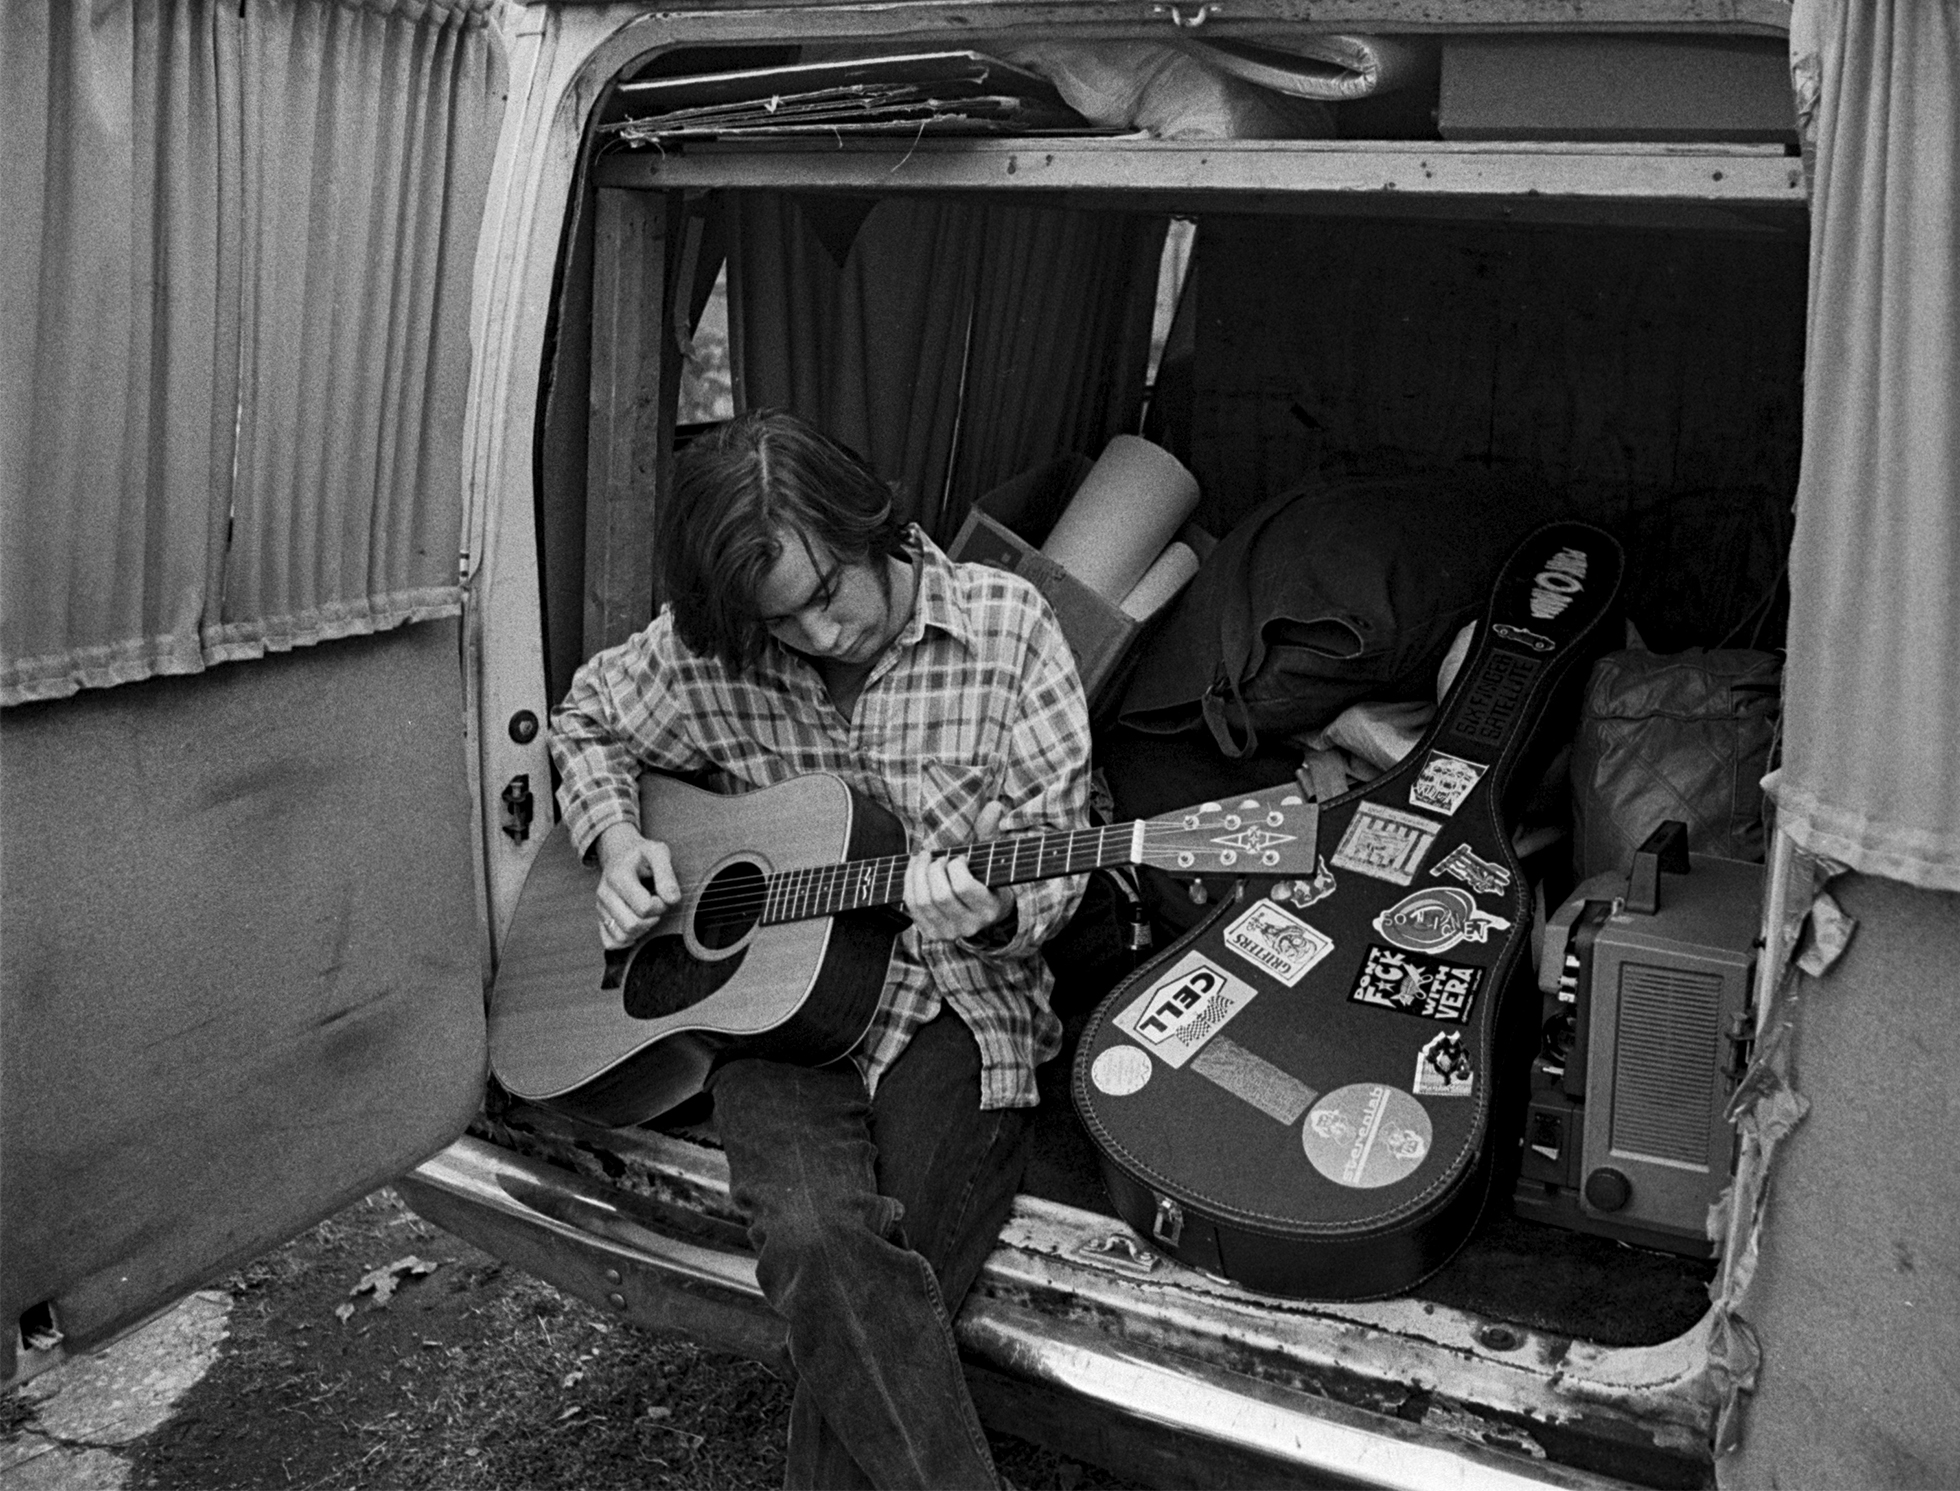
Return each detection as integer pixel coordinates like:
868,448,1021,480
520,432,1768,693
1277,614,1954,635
1151,1194,1185,1247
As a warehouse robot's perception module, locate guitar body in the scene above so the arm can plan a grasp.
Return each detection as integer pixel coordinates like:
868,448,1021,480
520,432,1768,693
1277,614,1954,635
1073,522,1625,1299
490,772,904,1126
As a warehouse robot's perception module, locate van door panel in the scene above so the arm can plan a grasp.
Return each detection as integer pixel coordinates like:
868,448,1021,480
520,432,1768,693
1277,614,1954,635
1,620,484,1381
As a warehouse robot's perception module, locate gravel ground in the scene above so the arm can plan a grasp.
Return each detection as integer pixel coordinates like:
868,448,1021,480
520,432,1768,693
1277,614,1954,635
5,1188,1136,1490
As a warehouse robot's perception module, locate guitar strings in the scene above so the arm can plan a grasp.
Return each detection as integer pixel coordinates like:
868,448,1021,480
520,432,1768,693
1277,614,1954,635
670,820,1248,931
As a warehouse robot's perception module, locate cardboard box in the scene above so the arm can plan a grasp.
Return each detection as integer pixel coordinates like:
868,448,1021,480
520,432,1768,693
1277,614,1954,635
950,454,1207,709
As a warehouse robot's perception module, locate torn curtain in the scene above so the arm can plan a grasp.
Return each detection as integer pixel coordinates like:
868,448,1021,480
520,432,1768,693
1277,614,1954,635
1769,0,1960,891
726,193,1168,546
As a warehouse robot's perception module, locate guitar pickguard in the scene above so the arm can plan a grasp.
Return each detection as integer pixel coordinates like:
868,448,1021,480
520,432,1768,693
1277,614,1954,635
621,936,746,1020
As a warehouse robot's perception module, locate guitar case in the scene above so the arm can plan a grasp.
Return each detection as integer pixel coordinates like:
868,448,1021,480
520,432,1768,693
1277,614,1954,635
1073,521,1625,1299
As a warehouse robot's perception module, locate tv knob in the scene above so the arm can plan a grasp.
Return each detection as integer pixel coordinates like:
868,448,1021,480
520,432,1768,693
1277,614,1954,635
1585,1167,1633,1212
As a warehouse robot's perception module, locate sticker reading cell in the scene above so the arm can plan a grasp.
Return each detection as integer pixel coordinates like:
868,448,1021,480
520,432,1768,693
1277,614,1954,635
1190,1036,1319,1125
1223,901,1334,987
1348,944,1484,1023
1408,751,1488,817
1091,1045,1153,1097
1302,1083,1432,1188
1112,951,1260,1068
1414,1031,1475,1098
1331,802,1442,886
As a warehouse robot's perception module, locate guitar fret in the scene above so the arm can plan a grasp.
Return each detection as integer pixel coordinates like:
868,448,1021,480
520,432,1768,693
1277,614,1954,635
760,818,1162,930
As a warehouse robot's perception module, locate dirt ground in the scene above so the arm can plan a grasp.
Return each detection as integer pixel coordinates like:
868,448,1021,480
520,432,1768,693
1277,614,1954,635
10,1188,1131,1491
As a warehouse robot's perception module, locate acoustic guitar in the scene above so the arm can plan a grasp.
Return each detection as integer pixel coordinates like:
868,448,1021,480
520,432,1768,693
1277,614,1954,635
490,770,1327,1125
1073,521,1624,1300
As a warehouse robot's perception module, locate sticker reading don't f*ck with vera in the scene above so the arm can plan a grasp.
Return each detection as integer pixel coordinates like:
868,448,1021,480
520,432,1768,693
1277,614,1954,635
1112,951,1260,1069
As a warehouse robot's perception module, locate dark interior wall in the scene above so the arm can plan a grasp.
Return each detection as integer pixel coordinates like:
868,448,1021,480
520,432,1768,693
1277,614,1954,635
536,166,599,712
0,621,485,1377
1183,213,1808,649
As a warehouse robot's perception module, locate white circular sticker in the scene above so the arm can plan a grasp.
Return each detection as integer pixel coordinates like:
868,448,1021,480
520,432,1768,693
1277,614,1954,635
1091,1045,1153,1097
1301,1083,1433,1189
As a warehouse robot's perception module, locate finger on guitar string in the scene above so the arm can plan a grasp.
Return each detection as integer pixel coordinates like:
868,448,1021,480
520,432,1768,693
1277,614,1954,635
903,842,1011,943
595,823,681,947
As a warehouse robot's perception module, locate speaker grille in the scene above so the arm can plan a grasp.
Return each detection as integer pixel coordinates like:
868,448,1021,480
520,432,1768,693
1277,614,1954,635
1609,962,1722,1167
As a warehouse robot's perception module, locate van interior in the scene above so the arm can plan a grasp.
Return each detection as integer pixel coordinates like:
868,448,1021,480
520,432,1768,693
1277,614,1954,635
510,32,1807,1353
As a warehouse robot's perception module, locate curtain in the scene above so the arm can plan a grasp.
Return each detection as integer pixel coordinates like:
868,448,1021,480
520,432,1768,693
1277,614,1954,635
1767,0,1960,891
728,193,1167,546
0,0,503,706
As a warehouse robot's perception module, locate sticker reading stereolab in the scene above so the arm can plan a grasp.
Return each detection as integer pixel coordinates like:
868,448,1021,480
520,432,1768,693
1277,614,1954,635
1113,950,1260,1068
1223,900,1333,986
1091,1044,1153,1097
1302,1083,1432,1188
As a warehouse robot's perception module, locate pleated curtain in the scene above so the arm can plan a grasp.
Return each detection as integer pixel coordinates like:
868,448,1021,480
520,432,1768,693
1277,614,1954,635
0,0,502,705
1769,0,1960,890
727,193,1168,546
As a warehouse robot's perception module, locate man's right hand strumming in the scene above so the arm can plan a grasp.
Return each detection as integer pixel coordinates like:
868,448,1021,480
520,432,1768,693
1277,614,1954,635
595,823,681,949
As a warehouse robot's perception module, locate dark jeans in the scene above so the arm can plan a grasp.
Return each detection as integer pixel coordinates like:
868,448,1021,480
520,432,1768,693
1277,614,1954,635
710,1012,1034,1490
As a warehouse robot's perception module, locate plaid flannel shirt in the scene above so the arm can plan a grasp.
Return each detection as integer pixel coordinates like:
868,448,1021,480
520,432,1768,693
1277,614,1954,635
549,531,1091,1110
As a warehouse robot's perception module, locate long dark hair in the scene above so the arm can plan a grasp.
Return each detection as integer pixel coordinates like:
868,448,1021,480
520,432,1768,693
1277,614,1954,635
659,410,908,672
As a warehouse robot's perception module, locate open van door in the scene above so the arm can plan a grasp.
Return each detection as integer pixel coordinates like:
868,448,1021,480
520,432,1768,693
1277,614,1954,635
0,0,509,1384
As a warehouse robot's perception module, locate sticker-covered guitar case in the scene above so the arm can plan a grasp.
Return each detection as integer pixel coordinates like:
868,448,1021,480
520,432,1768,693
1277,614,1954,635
1073,521,1625,1299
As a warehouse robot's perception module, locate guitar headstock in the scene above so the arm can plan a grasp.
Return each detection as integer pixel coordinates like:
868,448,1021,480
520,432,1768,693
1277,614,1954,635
1136,785,1323,876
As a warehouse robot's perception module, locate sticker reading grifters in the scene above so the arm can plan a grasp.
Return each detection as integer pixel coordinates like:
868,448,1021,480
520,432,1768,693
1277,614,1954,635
1414,1031,1475,1098
1372,886,1512,957
1223,900,1334,987
1090,1044,1153,1097
1112,951,1260,1069
1408,751,1488,817
1330,802,1442,887
1431,842,1512,898
1348,944,1484,1023
1301,1083,1432,1189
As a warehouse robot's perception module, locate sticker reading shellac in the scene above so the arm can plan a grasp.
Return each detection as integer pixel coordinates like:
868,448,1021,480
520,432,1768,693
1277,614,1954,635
1223,901,1334,987
1408,751,1488,817
1331,803,1442,886
1349,945,1484,1023
1112,951,1260,1069
1372,886,1512,956
1414,1031,1475,1098
1431,842,1512,897
1302,1083,1432,1189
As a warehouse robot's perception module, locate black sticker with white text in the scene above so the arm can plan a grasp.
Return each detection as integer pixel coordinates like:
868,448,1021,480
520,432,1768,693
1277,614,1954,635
1349,945,1485,1024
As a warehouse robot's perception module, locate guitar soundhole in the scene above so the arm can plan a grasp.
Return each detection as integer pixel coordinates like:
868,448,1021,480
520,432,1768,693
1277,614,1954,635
695,860,765,950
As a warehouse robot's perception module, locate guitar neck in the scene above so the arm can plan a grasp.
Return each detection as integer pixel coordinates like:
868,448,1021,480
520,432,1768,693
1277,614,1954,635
760,822,1139,927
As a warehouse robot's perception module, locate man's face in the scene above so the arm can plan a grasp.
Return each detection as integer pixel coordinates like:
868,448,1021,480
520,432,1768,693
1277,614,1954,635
753,529,905,666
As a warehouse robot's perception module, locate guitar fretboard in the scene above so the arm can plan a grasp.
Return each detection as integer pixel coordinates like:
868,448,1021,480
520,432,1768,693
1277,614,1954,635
761,822,1136,926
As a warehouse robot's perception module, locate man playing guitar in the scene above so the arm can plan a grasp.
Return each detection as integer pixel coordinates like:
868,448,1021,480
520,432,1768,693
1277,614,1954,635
550,409,1092,1488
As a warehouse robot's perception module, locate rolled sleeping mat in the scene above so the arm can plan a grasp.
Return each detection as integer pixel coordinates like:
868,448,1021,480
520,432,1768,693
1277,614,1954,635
1039,435,1201,604
1119,540,1203,621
